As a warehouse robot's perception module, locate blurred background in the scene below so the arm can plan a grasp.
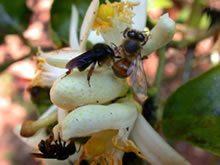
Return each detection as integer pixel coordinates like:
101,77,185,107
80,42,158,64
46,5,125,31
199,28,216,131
0,0,220,164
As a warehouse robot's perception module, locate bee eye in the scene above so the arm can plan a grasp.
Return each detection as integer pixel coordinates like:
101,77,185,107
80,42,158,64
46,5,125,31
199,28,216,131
127,31,136,38
137,33,145,42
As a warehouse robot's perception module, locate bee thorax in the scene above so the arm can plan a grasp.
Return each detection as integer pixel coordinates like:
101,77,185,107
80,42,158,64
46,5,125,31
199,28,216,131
123,40,141,54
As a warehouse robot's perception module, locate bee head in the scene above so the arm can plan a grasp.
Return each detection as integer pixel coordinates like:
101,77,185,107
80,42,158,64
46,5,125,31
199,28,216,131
127,30,145,43
123,28,147,46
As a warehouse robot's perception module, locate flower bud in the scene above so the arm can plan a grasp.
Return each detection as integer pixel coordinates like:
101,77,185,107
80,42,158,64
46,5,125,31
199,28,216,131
55,98,137,140
142,13,176,56
50,69,129,110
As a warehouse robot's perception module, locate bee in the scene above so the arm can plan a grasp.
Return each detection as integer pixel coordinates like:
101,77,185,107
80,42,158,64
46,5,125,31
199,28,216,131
65,43,117,86
202,7,220,29
142,97,157,126
32,133,76,160
112,28,149,98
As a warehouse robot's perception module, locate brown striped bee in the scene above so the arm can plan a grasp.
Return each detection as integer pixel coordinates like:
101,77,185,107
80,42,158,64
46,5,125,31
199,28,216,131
112,28,149,96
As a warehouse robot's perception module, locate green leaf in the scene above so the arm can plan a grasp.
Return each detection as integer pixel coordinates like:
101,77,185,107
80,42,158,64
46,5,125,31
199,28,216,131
29,86,52,115
74,137,90,144
177,7,190,23
162,65,220,155
50,0,91,48
0,0,31,42
50,0,120,48
199,14,211,29
148,0,173,10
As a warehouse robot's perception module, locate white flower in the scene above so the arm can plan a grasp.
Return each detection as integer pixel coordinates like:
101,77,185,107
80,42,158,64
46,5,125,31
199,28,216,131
54,98,144,164
16,0,191,165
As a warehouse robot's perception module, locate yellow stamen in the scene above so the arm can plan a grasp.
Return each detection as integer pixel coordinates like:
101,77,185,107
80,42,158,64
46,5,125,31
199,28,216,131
98,4,114,22
105,153,114,165
30,47,66,87
118,159,122,165
112,135,147,161
93,1,139,34
85,130,118,156
75,130,118,165
20,111,58,137
75,129,146,165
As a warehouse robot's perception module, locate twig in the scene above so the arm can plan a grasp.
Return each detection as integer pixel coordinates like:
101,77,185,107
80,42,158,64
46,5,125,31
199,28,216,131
154,46,166,107
0,54,31,73
0,33,40,73
131,114,191,165
170,24,219,49
187,0,202,28
183,47,195,83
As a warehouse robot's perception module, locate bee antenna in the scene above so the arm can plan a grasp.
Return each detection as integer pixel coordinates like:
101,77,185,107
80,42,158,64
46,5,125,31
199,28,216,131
77,144,82,153
123,27,130,38
110,42,118,49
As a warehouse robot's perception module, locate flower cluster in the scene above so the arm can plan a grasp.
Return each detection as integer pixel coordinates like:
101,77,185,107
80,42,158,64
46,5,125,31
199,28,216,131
16,0,191,165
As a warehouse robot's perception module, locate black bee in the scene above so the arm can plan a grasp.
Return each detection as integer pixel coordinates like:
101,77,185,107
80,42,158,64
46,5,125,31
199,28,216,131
142,97,157,126
32,134,76,160
203,7,220,29
65,43,116,86
112,28,149,96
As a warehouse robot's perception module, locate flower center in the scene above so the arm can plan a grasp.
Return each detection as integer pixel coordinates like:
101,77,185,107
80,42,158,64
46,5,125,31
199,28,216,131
93,0,139,34
98,4,115,23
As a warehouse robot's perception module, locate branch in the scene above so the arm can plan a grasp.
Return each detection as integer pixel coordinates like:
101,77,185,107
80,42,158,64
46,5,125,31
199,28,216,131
154,46,166,106
170,23,220,49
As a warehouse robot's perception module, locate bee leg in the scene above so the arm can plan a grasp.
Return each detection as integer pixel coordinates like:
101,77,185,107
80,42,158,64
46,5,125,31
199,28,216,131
98,61,102,66
114,46,123,58
87,62,96,87
68,159,74,165
141,34,149,46
61,69,71,79
110,42,118,50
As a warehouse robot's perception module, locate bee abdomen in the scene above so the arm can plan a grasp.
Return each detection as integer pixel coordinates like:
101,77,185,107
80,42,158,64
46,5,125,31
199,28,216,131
112,58,132,78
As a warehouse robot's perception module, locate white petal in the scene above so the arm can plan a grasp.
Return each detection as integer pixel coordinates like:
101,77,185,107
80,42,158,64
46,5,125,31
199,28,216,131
121,0,147,31
14,105,57,149
142,13,176,56
57,107,68,123
100,1,140,45
40,150,81,165
42,159,72,165
50,69,129,111
79,0,99,51
14,126,47,149
41,49,83,68
69,5,80,50
40,105,58,119
60,99,138,140
88,30,105,44
32,53,67,87
101,22,129,46
33,64,66,87
131,114,191,165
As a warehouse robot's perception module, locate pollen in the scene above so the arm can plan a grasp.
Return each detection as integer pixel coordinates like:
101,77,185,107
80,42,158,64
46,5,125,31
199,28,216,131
30,48,46,87
93,0,139,34
98,4,115,22
93,4,115,35
30,47,66,87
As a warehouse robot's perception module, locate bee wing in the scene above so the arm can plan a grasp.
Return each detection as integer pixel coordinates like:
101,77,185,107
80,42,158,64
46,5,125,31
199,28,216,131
65,50,94,71
129,56,148,101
